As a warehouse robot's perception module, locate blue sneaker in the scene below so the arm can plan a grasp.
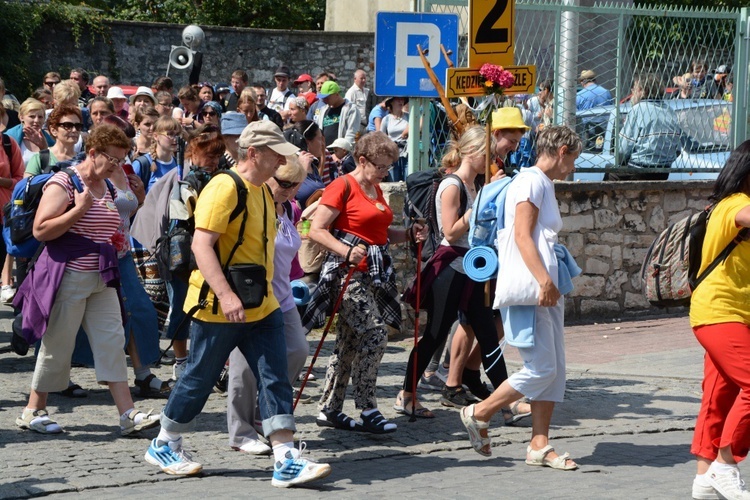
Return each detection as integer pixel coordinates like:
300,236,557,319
144,437,202,476
271,443,331,488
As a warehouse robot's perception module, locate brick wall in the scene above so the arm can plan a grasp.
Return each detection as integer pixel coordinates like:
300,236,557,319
382,180,713,329
31,20,375,91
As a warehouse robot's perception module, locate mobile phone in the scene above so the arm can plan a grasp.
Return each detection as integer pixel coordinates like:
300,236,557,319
122,163,135,176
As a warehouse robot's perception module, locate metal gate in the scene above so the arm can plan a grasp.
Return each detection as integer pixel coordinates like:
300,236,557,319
409,0,746,178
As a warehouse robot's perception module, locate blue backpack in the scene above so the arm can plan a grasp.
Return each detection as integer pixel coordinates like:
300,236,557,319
2,168,114,258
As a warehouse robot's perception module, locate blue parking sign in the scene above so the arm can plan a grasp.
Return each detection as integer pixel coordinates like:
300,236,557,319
374,12,459,98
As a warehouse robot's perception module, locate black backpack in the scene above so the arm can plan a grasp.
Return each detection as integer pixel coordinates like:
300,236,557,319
404,170,468,261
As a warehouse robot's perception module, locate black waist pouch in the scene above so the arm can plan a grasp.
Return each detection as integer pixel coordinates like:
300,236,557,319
226,263,267,309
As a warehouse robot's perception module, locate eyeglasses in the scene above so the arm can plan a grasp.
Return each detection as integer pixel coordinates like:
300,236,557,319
44,81,59,87
201,110,218,117
365,157,393,172
159,133,180,140
57,122,83,131
158,102,174,108
98,151,126,167
274,177,300,189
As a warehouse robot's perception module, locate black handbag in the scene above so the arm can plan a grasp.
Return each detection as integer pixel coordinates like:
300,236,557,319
199,170,270,313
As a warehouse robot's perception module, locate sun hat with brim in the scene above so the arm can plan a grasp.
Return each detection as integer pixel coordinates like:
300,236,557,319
294,73,314,85
330,138,353,152
239,120,300,156
129,86,157,106
107,86,127,100
317,81,341,99
221,112,248,135
384,96,409,108
491,107,530,131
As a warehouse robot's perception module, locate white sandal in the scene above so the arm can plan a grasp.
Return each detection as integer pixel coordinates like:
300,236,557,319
525,445,578,470
460,404,491,457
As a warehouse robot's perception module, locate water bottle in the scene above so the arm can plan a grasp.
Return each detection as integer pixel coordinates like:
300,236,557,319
10,199,26,237
471,202,497,246
299,219,311,239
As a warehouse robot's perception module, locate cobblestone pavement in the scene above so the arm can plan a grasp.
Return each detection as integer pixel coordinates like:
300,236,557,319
1,309,746,499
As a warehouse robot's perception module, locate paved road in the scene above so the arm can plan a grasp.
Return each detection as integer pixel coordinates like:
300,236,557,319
1,310,746,499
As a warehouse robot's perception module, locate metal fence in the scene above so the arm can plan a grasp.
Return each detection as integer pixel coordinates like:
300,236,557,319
411,0,745,179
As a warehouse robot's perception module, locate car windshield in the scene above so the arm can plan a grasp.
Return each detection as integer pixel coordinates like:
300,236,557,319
675,103,732,150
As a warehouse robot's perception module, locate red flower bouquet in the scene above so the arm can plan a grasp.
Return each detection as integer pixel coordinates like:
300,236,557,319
479,63,515,96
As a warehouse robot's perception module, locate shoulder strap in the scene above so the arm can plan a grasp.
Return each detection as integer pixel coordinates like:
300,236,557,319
134,154,152,188
39,150,51,174
2,133,12,160
444,173,468,216
693,226,750,290
62,167,84,193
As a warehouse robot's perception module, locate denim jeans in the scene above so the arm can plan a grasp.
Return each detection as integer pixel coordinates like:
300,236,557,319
161,308,296,437
165,276,189,341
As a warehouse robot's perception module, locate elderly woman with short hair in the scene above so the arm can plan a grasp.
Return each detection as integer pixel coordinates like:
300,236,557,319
460,125,582,469
303,131,427,434
14,124,160,436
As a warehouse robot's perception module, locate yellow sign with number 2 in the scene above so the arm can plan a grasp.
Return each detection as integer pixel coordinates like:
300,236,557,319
469,0,515,68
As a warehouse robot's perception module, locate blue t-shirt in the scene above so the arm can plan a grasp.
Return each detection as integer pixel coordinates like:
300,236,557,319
367,106,389,132
133,154,178,192
576,83,613,110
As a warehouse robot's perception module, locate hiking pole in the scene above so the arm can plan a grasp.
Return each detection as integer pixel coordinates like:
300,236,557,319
294,256,361,411
410,237,423,423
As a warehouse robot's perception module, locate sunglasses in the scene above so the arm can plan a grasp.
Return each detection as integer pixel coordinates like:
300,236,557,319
201,110,218,117
44,81,59,87
57,122,83,131
274,177,300,189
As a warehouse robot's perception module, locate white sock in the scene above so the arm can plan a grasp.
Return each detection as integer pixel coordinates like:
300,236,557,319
156,428,181,446
272,442,295,462
709,461,739,475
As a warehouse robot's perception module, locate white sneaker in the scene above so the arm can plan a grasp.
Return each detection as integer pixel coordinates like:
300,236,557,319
693,477,720,499
145,437,202,475
1,285,16,303
172,361,187,381
271,442,331,488
233,439,271,455
707,464,750,500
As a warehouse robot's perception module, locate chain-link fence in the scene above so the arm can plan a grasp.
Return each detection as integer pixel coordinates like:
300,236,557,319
416,0,743,179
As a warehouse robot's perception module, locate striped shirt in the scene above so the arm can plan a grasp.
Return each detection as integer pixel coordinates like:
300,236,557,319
45,167,120,271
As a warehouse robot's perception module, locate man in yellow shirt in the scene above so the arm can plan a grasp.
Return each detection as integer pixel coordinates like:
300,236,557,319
144,121,331,488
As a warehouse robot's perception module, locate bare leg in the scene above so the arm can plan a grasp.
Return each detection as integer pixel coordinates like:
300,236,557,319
446,324,473,387
1,256,14,287
527,400,576,467
108,381,135,415
127,334,143,370
27,389,48,410
173,339,188,359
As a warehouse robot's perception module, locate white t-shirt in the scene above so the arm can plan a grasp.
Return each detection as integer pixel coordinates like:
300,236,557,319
504,167,561,281
504,167,561,232
436,175,475,273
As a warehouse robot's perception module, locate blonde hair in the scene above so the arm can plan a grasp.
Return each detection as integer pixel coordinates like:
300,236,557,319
53,79,81,105
19,98,46,118
149,116,183,167
238,87,258,106
441,125,495,171
276,155,307,183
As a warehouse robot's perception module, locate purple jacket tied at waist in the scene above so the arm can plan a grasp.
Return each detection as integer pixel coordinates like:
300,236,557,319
13,231,123,343
402,245,469,310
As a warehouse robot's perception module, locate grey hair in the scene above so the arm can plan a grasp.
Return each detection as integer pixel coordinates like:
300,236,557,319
536,125,582,158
